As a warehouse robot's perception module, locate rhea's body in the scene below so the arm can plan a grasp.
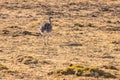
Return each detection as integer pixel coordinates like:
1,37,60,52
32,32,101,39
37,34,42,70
40,17,52,35
40,23,52,35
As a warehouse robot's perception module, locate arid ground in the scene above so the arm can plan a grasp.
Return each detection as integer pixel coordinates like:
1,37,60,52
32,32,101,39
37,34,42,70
0,0,120,80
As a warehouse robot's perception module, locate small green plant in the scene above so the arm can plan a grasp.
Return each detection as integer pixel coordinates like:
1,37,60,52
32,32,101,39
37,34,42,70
0,63,8,70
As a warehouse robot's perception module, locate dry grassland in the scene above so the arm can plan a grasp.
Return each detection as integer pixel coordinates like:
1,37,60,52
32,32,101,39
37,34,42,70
0,0,120,80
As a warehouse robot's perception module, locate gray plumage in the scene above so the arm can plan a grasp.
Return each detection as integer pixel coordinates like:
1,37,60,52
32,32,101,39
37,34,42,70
40,17,52,35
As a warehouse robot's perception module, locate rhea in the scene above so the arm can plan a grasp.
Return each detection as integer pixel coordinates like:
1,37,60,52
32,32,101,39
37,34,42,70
40,16,53,45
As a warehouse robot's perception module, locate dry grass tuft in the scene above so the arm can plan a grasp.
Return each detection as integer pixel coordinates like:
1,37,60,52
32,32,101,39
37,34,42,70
16,55,38,65
102,65,118,70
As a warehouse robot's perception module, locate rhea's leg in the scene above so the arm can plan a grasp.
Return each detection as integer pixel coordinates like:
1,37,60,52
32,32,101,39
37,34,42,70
43,34,48,45
40,31,46,45
46,32,51,45
46,35,49,45
41,34,46,45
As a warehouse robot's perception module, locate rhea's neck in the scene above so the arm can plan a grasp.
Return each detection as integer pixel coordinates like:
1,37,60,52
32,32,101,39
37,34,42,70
49,18,52,25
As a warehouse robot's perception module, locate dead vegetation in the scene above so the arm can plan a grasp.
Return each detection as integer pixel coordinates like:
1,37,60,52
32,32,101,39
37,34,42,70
16,55,38,65
49,64,116,78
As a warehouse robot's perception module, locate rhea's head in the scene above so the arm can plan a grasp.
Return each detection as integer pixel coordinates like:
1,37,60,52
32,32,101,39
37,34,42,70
49,16,53,19
49,16,53,24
